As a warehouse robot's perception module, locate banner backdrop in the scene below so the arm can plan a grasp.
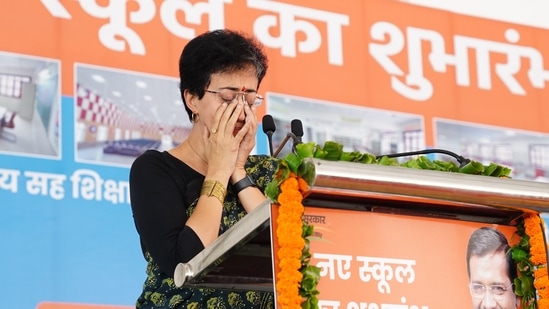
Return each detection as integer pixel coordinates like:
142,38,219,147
0,0,548,308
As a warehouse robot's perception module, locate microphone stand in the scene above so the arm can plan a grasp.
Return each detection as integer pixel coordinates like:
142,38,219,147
265,131,274,156
273,132,299,158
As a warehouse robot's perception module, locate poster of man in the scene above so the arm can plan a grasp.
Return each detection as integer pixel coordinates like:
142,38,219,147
466,227,520,309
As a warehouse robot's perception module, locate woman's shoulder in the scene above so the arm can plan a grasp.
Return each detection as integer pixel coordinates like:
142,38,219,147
131,150,184,171
132,149,164,165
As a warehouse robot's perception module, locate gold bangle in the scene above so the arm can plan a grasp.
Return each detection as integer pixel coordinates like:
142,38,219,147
200,180,227,205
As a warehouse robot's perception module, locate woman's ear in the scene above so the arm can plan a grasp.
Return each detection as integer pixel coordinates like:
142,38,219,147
183,89,198,113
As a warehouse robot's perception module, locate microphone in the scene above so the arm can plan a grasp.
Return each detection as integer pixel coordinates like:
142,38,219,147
375,148,471,168
273,119,303,158
291,119,303,147
262,115,276,156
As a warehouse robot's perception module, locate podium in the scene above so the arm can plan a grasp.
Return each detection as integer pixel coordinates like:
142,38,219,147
174,158,549,295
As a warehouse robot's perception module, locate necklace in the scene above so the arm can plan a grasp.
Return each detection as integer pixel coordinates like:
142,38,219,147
187,141,208,165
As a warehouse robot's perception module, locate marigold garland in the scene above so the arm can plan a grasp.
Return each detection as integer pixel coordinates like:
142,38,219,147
513,213,549,309
273,171,321,309
276,173,305,309
525,213,549,309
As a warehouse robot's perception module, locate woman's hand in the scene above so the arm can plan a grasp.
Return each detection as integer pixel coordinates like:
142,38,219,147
233,103,257,171
202,101,245,178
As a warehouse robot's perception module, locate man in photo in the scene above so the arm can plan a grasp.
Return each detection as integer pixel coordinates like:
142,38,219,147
466,226,520,309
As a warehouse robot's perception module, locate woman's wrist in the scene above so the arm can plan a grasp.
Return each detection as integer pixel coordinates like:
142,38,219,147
232,175,257,195
200,180,227,204
230,169,247,184
206,168,232,185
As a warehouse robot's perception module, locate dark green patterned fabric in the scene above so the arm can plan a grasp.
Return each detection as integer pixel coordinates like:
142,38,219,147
136,156,278,308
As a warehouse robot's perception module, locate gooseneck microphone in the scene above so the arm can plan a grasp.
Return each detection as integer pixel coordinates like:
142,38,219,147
262,115,276,156
376,148,471,168
273,119,304,158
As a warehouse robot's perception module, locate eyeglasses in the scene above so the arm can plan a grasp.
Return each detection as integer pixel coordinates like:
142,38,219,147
204,89,264,107
469,283,514,299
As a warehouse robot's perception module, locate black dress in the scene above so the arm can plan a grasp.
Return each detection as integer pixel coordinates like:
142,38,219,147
129,150,279,308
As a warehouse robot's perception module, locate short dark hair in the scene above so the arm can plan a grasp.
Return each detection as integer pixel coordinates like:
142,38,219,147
466,227,517,283
178,29,268,122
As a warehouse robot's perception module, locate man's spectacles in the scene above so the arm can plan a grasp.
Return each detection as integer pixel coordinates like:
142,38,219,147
204,89,264,107
469,283,514,299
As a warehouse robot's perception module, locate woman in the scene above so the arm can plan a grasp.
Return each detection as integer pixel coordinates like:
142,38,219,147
129,29,278,308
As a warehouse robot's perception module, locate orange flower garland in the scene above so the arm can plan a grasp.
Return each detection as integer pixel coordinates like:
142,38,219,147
276,173,306,308
524,213,549,309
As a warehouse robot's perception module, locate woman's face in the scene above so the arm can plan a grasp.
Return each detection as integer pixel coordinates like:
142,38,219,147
194,69,260,135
